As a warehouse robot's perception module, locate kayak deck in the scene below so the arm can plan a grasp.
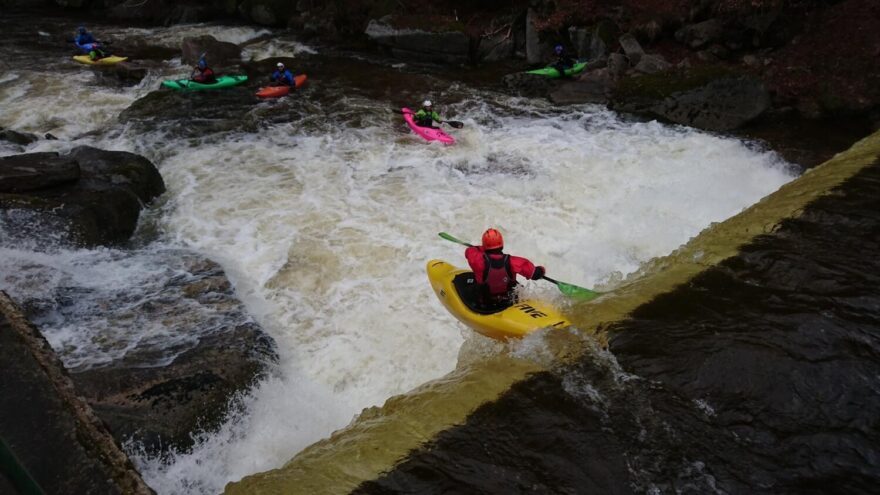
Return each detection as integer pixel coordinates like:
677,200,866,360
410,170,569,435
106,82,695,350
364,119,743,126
256,74,308,98
525,61,588,78
402,107,455,145
73,55,128,65
162,75,248,91
427,260,569,340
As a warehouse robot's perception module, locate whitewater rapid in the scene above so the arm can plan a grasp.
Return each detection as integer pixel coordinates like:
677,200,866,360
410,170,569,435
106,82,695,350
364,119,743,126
0,22,796,494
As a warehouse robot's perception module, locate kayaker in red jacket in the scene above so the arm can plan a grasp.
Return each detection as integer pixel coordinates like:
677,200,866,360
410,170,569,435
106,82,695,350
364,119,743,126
464,228,546,308
191,57,216,84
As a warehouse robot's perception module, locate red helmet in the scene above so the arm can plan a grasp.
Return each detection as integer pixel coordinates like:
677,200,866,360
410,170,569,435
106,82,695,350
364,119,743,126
481,228,503,250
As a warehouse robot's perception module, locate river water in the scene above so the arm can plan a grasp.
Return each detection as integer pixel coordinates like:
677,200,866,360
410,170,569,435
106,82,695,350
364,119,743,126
0,15,809,494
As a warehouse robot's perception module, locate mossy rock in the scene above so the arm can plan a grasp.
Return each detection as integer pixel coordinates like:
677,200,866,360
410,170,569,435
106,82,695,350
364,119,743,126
614,65,738,102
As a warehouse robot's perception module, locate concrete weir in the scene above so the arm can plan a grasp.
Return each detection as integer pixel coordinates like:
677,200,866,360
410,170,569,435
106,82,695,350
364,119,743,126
225,129,880,495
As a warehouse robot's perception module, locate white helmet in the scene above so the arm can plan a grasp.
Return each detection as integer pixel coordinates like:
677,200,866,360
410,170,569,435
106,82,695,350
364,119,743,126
423,100,432,108
277,62,284,68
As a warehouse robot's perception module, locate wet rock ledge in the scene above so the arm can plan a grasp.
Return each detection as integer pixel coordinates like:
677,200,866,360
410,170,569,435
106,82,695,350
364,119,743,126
1,147,279,478
0,291,154,495
0,146,165,247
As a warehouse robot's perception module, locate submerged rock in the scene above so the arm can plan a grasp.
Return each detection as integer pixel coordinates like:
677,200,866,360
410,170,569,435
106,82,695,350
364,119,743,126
0,147,164,247
0,127,38,146
0,291,154,495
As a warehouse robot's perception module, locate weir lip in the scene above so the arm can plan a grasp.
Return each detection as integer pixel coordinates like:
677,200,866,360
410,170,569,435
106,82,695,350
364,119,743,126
225,132,880,495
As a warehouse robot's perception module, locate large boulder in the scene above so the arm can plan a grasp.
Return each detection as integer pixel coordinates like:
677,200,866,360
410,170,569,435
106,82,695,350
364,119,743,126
0,292,153,495
568,26,591,59
478,33,514,62
525,8,548,64
181,35,243,69
618,33,645,65
8,251,278,454
675,19,725,49
0,147,164,247
589,19,619,62
634,54,672,74
0,153,80,192
607,53,628,79
365,16,470,64
0,127,38,146
613,73,771,131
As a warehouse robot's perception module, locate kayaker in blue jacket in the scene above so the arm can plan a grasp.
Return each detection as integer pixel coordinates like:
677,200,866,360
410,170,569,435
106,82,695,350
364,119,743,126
551,44,575,78
74,26,95,52
413,100,443,128
270,62,295,86
74,26,107,60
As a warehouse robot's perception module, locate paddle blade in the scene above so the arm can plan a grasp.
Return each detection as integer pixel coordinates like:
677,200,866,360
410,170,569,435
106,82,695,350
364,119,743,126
438,232,473,247
445,121,464,129
555,281,601,301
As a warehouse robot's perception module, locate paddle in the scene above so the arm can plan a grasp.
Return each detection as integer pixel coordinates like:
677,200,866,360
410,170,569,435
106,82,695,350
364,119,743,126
437,232,602,301
393,108,464,129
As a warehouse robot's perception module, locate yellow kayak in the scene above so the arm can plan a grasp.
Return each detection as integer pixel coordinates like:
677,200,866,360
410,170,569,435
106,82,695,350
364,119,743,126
73,55,128,65
426,260,570,340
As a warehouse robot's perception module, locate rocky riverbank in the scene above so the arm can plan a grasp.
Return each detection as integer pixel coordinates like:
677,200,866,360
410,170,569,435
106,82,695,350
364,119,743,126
7,0,877,151
0,146,279,487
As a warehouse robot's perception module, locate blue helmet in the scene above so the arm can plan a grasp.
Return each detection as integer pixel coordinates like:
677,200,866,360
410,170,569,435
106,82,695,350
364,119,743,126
554,44,564,54
198,58,207,69
77,26,87,34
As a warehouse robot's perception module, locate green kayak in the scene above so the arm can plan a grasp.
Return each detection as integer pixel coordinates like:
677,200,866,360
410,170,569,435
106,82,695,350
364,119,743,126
525,62,588,78
162,75,248,91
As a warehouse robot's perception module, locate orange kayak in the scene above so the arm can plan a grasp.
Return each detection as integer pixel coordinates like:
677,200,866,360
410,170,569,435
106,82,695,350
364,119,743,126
256,75,307,98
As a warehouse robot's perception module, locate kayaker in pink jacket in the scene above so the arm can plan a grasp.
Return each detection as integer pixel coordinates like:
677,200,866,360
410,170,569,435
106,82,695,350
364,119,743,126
464,228,545,308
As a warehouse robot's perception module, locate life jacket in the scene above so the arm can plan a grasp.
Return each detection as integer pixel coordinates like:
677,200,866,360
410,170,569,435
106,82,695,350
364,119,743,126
414,109,435,127
482,253,516,298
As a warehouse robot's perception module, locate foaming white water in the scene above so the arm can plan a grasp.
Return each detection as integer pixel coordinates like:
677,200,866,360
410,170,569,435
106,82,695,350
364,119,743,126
118,96,794,494
0,67,161,140
0,246,253,371
0,23,282,140
109,24,272,48
243,39,317,60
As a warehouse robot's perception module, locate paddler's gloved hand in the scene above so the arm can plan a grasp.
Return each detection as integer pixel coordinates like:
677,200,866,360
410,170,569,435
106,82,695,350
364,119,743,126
532,266,545,280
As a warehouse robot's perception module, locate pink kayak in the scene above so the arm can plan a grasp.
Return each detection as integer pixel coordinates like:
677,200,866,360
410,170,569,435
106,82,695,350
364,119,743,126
402,107,455,145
